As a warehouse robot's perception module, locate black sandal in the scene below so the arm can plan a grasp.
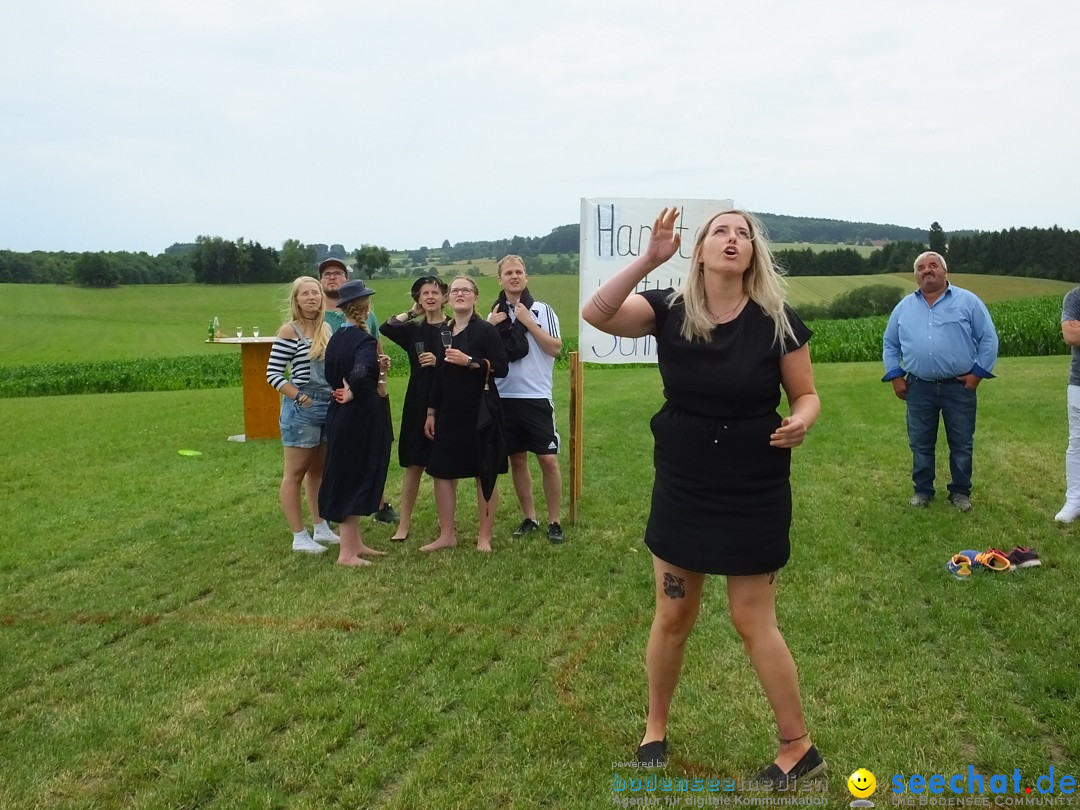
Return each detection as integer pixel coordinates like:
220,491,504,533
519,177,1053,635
635,738,668,768
756,739,825,790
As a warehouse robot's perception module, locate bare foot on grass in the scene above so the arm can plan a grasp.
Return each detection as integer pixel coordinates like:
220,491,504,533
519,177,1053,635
357,545,388,557
420,536,457,552
476,538,493,553
336,556,372,567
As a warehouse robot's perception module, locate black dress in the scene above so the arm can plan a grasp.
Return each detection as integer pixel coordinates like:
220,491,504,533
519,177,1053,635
640,289,812,575
380,317,445,468
425,316,509,480
318,325,392,523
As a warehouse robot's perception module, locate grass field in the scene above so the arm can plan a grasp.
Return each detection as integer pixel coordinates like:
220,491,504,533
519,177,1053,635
3,274,1074,367
1,357,1078,807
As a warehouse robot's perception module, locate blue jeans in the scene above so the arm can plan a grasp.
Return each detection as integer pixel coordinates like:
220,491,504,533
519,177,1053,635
905,376,977,497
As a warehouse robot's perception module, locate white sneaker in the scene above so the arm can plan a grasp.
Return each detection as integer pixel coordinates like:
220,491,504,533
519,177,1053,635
1054,504,1080,524
312,525,340,545
292,534,327,554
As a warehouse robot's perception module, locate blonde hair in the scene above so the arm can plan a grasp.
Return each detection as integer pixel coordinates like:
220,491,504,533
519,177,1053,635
496,255,526,276
670,210,796,349
339,298,371,332
447,275,479,317
284,276,329,359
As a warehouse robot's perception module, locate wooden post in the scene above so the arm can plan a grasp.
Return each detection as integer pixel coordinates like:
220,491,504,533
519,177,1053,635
568,351,584,524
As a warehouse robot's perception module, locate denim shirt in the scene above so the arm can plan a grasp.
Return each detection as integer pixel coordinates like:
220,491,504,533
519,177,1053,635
882,284,999,382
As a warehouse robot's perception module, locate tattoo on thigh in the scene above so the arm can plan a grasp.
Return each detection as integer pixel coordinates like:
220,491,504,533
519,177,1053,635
767,571,777,585
662,573,686,599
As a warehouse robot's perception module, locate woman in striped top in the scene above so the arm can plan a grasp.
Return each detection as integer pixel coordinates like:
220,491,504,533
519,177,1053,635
266,276,338,554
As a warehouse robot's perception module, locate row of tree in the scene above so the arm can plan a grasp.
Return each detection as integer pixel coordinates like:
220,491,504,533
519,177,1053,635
777,225,1080,281
4,221,1078,286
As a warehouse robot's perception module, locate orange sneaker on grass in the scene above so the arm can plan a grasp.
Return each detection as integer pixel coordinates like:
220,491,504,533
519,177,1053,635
972,549,1013,572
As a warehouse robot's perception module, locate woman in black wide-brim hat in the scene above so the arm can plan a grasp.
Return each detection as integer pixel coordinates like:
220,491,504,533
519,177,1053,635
318,279,393,567
379,275,449,542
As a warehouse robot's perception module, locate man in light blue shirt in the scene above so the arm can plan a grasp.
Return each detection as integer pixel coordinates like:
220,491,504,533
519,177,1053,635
882,251,999,511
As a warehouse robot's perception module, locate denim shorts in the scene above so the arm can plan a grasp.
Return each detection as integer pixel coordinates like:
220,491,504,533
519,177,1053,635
279,390,330,448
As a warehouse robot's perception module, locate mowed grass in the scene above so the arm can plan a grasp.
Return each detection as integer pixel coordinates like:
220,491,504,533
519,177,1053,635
3,274,1074,366
0,278,578,366
1,357,1078,808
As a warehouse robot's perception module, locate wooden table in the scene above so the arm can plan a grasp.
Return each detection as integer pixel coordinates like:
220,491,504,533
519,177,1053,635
210,337,280,440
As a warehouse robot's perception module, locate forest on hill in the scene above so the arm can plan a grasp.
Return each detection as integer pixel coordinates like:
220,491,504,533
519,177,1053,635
2,215,1076,286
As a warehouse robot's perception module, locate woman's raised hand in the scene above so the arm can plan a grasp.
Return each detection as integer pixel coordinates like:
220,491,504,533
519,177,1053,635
643,208,681,267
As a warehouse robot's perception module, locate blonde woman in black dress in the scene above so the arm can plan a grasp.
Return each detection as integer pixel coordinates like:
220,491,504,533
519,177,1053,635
319,280,392,567
582,208,823,787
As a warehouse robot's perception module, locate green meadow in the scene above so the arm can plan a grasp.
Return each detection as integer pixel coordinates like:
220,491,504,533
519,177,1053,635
1,358,1078,808
2,274,1074,366
2,277,1079,807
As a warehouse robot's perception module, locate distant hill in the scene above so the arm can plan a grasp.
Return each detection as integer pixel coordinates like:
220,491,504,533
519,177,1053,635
434,214,950,260
754,213,927,244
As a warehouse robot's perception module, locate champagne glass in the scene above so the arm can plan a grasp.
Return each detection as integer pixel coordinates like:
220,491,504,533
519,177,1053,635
253,326,260,338
235,326,243,338
440,330,453,350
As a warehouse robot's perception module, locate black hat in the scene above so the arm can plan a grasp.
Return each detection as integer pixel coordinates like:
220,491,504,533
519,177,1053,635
336,279,376,307
411,275,447,297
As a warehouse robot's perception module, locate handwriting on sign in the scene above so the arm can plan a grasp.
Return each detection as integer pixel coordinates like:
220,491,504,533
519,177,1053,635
593,204,695,260
590,334,657,359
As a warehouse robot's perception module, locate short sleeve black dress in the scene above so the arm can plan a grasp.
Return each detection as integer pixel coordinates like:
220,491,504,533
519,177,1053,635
380,317,446,469
425,316,509,480
640,289,812,575
317,325,392,523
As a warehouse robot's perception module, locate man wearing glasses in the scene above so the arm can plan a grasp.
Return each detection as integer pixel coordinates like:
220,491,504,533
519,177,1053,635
318,258,400,525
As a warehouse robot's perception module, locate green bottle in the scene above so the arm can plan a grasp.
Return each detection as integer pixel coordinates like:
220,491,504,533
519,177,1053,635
207,319,215,341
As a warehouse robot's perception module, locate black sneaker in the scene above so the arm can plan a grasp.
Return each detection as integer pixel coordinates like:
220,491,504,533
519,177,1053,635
547,522,564,544
374,504,399,524
513,518,540,537
756,745,826,790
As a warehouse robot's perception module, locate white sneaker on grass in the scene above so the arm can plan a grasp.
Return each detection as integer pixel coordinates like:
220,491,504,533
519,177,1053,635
1055,504,1080,524
312,524,340,544
292,534,327,554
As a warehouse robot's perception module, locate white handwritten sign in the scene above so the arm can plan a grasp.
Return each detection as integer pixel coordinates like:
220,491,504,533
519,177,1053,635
578,197,734,364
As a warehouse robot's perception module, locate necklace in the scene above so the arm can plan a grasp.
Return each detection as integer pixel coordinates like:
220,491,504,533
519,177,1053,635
709,294,747,323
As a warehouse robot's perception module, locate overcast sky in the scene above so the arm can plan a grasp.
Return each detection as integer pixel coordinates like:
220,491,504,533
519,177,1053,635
2,1,1077,254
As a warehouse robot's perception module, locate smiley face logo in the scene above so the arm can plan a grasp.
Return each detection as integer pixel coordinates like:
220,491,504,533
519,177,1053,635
848,768,877,798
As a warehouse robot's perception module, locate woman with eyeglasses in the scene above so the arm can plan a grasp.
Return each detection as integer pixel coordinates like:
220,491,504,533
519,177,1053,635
582,209,823,787
422,276,509,552
379,276,449,542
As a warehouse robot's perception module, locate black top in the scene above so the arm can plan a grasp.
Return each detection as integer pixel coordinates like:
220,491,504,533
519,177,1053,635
380,316,447,467
425,315,509,480
641,288,812,419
